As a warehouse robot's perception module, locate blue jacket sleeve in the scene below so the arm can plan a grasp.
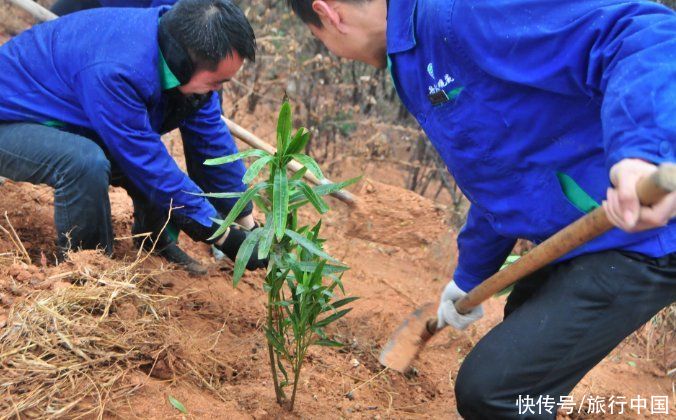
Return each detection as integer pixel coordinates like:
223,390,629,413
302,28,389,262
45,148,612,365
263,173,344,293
73,64,219,230
454,205,516,292
451,0,676,169
179,92,251,217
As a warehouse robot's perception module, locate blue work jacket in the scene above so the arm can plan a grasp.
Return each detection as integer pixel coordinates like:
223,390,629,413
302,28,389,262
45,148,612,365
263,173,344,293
0,7,246,229
387,0,676,292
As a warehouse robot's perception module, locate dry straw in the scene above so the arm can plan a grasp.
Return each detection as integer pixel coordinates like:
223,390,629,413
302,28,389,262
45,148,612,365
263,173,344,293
0,251,176,419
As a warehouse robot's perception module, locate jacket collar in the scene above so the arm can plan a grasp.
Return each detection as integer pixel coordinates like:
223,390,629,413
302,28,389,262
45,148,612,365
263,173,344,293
386,0,417,54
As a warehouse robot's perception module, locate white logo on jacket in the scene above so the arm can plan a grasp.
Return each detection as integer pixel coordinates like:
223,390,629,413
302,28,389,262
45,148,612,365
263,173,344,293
427,62,455,94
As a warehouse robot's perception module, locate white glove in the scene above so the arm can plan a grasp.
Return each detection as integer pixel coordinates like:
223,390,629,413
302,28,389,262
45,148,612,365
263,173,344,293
436,280,484,330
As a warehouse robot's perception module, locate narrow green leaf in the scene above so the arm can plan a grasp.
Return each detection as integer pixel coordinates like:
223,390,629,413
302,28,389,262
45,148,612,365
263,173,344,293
310,260,326,287
315,308,352,328
313,176,361,196
314,339,343,348
252,195,270,214
257,222,275,260
204,148,270,166
243,155,274,184
330,296,359,310
186,191,244,199
208,182,268,240
277,100,292,155
293,261,348,274
289,166,308,182
273,167,289,241
168,396,188,414
289,199,309,212
232,228,265,287
298,181,329,214
285,229,338,262
291,154,324,180
286,127,311,155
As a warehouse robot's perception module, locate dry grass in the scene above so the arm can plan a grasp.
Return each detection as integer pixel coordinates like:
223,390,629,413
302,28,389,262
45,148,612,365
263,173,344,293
0,208,243,419
0,251,178,419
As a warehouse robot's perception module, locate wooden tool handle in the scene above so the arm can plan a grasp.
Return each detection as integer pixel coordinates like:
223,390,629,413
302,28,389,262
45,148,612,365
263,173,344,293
448,163,676,318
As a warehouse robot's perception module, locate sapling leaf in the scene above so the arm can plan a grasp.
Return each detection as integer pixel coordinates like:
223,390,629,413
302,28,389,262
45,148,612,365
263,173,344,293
186,191,244,198
257,222,275,259
168,396,188,414
298,182,329,213
243,155,274,184
286,127,311,155
293,261,348,274
289,166,308,182
331,297,359,310
284,229,338,262
208,182,269,241
315,308,352,328
204,148,270,165
315,339,343,348
277,100,292,154
253,195,270,214
273,166,289,240
313,176,361,196
289,199,310,212
290,154,324,180
233,228,265,287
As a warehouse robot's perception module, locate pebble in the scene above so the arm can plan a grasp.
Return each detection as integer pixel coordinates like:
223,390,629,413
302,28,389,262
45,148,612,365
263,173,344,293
350,358,360,368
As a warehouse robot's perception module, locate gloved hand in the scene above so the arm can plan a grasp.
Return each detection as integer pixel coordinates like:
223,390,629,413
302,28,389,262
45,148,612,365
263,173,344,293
214,225,267,270
436,280,484,330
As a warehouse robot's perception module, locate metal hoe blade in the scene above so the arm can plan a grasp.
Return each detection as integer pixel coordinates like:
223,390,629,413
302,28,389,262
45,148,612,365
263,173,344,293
379,302,437,372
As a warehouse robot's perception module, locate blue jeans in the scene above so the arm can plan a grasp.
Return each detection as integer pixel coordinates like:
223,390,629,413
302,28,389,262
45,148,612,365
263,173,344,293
0,123,113,254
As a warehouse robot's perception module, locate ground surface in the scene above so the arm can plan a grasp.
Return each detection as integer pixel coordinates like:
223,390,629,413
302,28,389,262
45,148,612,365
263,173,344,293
0,4,674,419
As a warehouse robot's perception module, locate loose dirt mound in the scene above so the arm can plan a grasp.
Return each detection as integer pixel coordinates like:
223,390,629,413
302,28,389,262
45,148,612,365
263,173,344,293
347,178,451,249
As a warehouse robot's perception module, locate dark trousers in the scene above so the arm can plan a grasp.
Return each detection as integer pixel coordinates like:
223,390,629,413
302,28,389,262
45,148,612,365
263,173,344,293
455,250,676,419
0,122,222,255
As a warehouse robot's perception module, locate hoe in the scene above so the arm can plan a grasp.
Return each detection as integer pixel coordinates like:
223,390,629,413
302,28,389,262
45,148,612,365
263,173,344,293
380,163,676,372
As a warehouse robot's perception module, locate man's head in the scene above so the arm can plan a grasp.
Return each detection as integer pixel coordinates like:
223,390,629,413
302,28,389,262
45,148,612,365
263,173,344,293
287,0,387,68
161,0,256,94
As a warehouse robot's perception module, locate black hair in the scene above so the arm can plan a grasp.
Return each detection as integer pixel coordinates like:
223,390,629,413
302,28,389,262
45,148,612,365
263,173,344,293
162,0,256,69
286,0,370,28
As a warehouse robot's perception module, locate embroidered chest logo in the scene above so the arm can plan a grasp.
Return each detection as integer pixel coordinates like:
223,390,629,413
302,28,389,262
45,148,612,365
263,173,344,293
426,62,464,106
427,62,455,95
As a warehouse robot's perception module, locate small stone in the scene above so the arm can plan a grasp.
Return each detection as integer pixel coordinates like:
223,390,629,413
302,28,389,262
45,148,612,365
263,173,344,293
350,358,360,368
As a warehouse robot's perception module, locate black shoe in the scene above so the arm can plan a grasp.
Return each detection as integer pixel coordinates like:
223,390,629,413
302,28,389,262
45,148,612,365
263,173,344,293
133,224,207,276
156,240,208,276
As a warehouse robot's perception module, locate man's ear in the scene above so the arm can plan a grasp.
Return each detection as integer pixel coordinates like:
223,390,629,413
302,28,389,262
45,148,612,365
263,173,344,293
312,0,347,33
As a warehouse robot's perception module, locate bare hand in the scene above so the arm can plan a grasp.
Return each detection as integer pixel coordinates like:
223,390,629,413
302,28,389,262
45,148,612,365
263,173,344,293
604,159,676,232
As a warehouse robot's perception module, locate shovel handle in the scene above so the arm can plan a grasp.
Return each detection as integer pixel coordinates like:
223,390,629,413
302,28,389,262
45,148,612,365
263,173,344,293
447,163,676,318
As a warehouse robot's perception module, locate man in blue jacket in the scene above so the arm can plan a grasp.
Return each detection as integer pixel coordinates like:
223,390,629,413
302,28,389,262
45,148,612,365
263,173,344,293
288,0,675,417
0,0,266,272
